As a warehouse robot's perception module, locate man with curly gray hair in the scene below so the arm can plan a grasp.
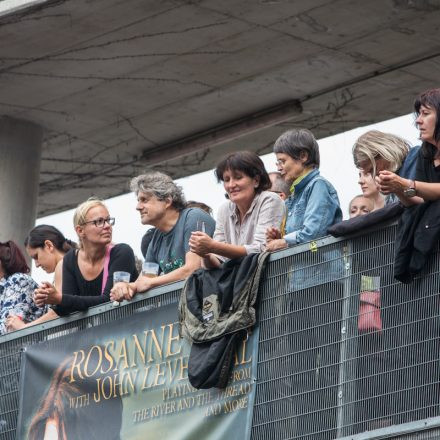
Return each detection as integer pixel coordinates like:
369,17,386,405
110,171,215,301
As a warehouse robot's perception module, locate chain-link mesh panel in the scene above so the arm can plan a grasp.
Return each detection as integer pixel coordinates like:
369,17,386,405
1,225,440,440
251,224,440,440
253,238,347,440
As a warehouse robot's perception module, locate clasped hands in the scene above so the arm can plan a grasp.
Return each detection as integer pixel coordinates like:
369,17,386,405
110,276,158,303
375,170,407,194
189,227,288,254
34,281,62,307
188,231,214,256
110,281,137,303
265,227,288,252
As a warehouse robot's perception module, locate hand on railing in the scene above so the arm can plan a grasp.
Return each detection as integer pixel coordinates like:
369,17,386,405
110,281,137,302
5,315,25,332
266,227,287,252
266,226,282,241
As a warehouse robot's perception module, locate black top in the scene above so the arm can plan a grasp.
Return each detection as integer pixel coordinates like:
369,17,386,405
415,147,440,183
56,243,138,315
394,148,440,283
141,228,155,259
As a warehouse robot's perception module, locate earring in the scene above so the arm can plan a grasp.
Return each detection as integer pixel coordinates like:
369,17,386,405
254,184,258,188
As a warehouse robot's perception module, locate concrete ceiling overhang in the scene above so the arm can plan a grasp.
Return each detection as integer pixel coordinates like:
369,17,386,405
1,0,439,216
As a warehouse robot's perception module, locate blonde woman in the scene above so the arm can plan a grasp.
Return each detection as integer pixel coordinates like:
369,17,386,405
358,170,385,211
34,198,137,315
352,130,420,204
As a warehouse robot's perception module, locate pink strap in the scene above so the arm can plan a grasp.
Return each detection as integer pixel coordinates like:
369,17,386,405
101,244,114,295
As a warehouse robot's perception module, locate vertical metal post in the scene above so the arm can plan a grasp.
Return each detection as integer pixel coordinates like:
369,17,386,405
336,243,356,437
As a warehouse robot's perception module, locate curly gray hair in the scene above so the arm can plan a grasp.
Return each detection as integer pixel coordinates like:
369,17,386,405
130,171,186,211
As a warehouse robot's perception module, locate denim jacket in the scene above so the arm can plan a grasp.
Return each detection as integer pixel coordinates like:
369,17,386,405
284,168,342,246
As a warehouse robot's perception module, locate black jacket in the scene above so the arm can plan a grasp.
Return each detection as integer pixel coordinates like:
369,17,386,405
394,147,440,283
327,202,403,237
179,252,269,388
394,200,440,283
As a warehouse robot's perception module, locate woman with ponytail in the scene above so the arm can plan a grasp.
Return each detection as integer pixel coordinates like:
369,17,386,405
6,225,76,332
0,241,46,335
25,225,76,274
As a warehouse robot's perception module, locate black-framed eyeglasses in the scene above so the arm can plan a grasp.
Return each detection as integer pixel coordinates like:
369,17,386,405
81,217,115,228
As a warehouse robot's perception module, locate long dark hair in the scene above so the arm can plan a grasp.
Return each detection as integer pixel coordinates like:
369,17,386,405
24,225,76,253
0,241,29,276
414,88,440,159
28,353,122,440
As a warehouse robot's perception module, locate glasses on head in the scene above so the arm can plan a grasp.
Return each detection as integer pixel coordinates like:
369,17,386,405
82,217,115,228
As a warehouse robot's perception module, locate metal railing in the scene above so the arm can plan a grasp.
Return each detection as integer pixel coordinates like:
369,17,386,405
1,223,440,439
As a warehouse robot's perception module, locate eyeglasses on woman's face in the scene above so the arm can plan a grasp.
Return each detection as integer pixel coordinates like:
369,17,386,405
81,217,115,228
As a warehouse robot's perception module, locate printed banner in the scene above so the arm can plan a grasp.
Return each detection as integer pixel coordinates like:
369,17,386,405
16,303,258,439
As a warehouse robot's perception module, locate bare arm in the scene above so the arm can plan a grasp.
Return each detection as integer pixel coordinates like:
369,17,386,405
202,254,222,269
111,251,203,301
6,308,58,331
53,259,63,291
408,180,440,201
7,261,63,332
139,251,202,290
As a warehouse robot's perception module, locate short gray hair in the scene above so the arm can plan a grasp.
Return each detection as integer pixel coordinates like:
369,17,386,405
273,128,320,168
130,171,186,211
269,172,291,195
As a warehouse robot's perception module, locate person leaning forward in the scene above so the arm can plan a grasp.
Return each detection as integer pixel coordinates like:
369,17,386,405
110,172,215,302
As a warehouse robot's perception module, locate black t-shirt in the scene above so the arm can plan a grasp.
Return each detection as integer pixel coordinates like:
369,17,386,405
56,243,138,315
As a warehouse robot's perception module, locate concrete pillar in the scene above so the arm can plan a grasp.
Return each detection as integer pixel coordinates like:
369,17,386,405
0,116,43,250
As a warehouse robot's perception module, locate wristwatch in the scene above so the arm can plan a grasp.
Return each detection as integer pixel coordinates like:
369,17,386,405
403,180,417,197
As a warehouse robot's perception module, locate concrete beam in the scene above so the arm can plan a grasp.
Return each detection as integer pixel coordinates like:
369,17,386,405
0,116,43,250
142,100,302,166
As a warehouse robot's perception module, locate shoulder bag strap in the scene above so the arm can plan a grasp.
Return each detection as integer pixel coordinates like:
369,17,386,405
101,244,115,295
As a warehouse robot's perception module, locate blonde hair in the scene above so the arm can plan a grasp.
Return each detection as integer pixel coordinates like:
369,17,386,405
348,194,374,213
352,130,410,176
73,198,109,248
73,198,108,228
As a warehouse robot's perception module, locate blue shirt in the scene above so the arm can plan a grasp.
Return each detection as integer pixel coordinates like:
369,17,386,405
284,169,342,246
398,145,421,179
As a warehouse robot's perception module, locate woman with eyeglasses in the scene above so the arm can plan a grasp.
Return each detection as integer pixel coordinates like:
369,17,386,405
266,128,342,250
34,198,137,315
